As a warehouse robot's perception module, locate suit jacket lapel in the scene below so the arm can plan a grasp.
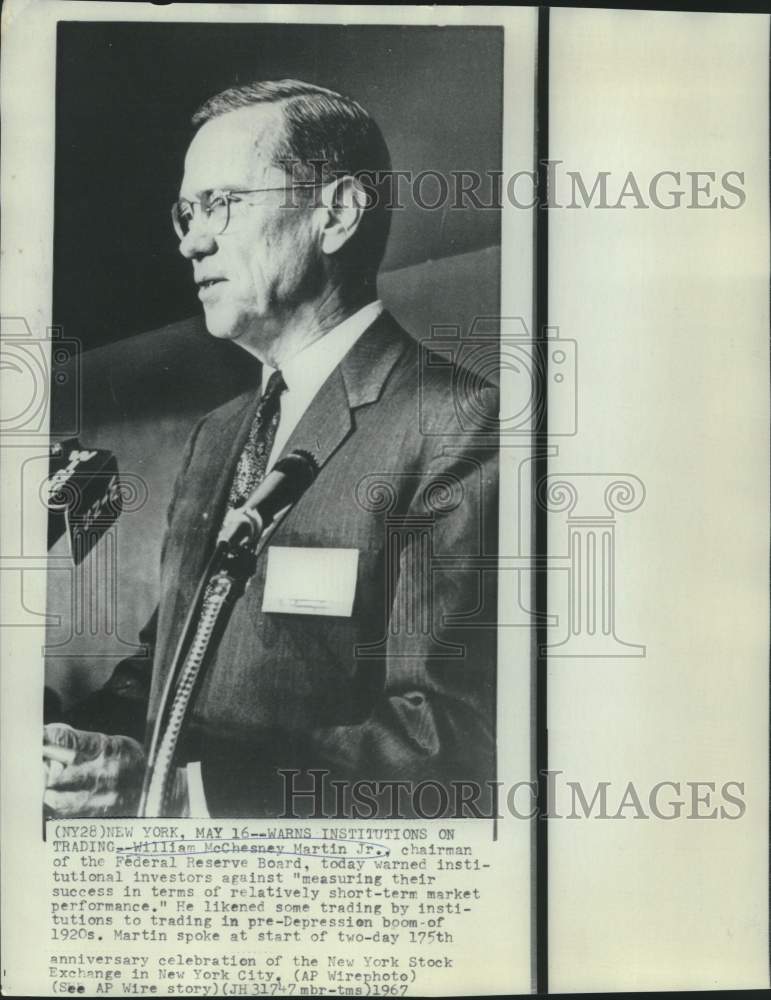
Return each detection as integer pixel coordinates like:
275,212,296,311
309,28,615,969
173,312,409,589
339,310,411,409
275,310,409,474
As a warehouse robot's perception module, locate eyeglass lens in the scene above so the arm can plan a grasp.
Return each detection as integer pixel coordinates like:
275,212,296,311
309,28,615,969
172,193,229,239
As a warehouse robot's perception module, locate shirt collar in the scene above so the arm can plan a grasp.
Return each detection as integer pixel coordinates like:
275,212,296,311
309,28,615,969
261,299,384,397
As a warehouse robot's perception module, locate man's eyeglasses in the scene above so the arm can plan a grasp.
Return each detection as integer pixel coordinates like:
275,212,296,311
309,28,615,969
171,185,321,240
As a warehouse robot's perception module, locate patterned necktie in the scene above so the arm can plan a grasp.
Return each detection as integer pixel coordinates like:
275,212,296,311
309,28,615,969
228,370,287,508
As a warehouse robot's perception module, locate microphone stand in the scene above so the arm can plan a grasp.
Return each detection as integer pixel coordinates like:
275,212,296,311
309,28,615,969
139,521,265,818
138,449,318,817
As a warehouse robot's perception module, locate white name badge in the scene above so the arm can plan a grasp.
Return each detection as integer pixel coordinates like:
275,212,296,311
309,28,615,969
261,546,360,617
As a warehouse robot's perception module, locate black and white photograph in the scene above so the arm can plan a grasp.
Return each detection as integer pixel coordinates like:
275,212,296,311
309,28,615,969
1,3,768,997
41,21,519,822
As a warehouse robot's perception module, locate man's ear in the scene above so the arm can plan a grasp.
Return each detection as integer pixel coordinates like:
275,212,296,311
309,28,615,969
317,176,367,256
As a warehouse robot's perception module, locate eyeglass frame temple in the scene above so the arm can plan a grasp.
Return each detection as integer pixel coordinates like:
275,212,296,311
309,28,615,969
171,183,325,237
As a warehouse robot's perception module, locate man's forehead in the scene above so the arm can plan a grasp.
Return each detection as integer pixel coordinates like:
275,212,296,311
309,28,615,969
181,103,285,194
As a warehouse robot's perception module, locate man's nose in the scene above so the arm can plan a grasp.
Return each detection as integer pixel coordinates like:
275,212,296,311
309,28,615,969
178,226,217,260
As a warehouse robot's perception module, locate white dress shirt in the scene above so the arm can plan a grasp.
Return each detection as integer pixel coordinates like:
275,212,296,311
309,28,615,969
186,298,384,817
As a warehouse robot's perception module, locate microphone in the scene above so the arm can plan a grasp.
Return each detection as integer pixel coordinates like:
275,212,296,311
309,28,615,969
218,449,319,550
46,438,122,564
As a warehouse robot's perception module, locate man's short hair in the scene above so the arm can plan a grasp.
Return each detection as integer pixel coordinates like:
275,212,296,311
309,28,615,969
192,79,392,285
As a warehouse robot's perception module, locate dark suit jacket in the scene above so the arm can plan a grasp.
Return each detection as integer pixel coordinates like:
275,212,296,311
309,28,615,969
74,311,499,817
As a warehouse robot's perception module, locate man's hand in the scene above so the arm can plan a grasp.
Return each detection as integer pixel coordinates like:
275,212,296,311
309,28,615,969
43,723,145,817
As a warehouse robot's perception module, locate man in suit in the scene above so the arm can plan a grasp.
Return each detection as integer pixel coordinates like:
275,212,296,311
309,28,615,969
43,79,498,819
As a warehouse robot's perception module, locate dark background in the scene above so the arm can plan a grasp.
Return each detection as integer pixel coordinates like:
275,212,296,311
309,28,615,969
54,21,503,354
